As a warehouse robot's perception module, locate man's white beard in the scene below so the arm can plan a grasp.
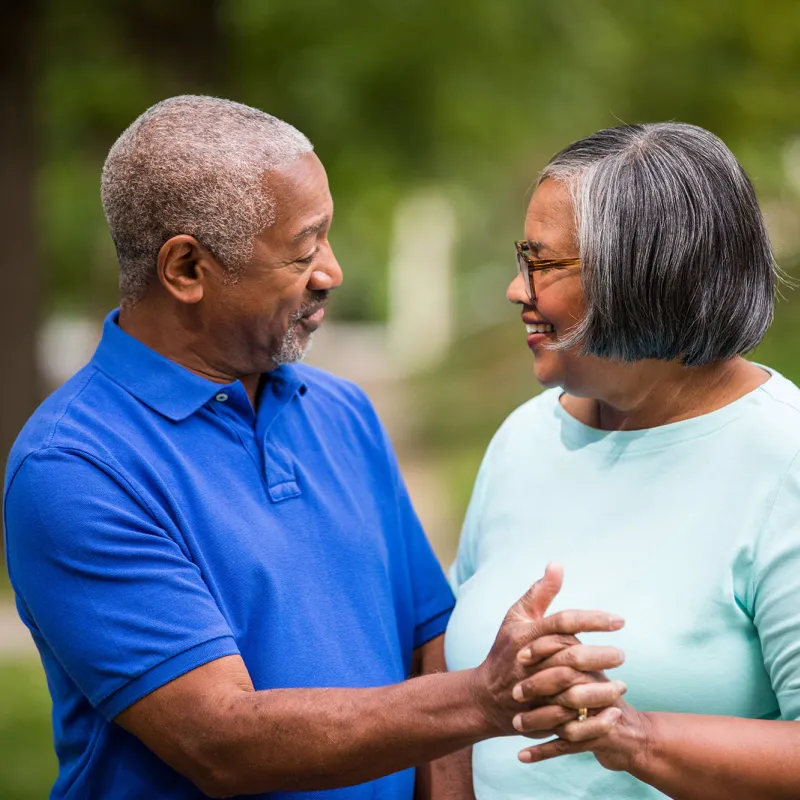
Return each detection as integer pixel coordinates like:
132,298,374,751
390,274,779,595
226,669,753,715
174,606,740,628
272,326,314,366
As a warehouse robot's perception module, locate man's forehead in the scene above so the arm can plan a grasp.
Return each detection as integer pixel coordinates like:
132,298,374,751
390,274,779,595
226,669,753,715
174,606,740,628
291,216,331,243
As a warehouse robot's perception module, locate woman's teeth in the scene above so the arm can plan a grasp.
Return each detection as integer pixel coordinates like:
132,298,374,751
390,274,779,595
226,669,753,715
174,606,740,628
526,323,555,334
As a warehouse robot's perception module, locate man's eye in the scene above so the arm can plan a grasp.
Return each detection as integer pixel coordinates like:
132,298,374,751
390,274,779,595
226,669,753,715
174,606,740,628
296,247,319,265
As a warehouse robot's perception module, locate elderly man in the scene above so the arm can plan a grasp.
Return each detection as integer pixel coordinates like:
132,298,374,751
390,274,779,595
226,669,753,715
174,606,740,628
4,96,625,800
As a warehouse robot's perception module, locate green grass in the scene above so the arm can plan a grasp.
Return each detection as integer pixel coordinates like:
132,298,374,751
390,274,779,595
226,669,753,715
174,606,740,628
0,566,12,600
0,660,57,800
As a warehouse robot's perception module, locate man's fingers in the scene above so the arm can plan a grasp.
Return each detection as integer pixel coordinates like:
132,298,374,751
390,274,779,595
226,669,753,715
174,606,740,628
517,634,581,666
556,679,627,710
512,563,564,622
532,644,625,673
536,609,625,637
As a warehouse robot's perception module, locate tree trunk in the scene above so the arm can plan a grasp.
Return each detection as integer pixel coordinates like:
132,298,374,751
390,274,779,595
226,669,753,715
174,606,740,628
0,3,41,525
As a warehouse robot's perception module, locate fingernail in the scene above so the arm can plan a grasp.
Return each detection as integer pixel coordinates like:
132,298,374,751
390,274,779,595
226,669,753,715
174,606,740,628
512,684,525,702
609,707,622,722
513,714,525,732
518,648,532,662
607,615,625,629
614,680,628,694
518,750,533,763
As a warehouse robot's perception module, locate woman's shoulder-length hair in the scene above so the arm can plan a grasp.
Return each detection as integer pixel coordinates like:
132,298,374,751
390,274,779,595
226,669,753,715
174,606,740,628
541,122,777,367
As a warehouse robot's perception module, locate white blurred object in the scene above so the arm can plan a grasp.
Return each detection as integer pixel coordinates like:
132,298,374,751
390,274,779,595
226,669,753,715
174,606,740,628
387,191,456,371
38,314,101,389
784,137,800,196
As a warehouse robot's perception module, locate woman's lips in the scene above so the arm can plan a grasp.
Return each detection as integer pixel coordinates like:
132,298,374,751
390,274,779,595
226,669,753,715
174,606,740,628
525,321,555,349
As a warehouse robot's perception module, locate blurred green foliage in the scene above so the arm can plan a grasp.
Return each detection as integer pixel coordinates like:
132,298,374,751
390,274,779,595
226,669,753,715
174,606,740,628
38,0,800,321
0,661,57,800
4,4,799,794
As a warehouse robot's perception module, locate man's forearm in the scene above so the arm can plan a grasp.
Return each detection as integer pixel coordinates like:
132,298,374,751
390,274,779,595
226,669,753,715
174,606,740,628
195,669,490,796
629,713,800,800
117,574,628,797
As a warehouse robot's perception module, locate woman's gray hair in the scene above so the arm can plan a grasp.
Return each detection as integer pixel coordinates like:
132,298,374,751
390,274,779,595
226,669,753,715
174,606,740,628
540,123,777,366
101,95,313,305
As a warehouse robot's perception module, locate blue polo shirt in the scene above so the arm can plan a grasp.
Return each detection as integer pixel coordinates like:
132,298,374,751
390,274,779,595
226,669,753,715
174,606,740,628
4,310,454,800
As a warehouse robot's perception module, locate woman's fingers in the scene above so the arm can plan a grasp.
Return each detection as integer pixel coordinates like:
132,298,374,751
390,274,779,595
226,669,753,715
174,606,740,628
511,704,580,736
517,707,622,763
512,666,585,701
519,737,589,763
556,679,628,710
555,706,623,743
512,664,626,706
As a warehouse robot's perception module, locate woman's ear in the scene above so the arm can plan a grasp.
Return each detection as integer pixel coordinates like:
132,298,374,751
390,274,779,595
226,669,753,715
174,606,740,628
157,235,219,304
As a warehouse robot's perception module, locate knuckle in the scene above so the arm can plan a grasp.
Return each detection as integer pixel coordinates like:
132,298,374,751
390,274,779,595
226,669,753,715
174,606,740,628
556,738,574,754
554,665,578,686
562,646,583,668
558,686,582,707
556,610,577,630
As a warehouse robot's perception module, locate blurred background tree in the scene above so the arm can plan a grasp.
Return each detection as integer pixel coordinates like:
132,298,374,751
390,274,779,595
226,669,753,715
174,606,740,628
1,1,799,795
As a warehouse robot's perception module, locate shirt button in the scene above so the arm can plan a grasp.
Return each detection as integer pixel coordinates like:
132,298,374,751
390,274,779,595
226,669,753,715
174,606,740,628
215,393,229,402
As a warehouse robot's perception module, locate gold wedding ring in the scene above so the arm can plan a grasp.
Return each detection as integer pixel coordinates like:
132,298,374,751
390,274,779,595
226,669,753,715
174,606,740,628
577,708,588,722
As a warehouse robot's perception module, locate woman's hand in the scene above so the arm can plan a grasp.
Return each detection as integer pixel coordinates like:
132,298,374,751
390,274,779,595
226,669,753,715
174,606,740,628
515,697,652,772
511,634,628,743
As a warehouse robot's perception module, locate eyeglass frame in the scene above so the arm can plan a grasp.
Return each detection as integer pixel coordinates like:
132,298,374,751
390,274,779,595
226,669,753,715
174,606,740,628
514,240,581,301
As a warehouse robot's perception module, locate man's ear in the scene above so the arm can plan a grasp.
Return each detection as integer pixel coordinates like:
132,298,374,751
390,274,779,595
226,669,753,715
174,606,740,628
157,235,219,304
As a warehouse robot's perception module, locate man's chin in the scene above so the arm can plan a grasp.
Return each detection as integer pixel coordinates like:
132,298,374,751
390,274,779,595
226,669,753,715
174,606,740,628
272,332,314,367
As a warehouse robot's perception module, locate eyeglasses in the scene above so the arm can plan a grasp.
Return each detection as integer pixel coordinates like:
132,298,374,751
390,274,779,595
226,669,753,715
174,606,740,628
514,240,581,302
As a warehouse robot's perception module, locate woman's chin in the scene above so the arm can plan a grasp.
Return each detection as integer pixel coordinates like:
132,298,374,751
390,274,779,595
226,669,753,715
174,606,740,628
531,355,566,390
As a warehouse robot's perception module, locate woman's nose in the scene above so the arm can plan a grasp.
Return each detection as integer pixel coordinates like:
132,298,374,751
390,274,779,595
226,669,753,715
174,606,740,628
507,271,529,305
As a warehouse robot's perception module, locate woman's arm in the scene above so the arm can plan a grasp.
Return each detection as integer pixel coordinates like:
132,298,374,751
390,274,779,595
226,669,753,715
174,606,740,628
517,704,800,800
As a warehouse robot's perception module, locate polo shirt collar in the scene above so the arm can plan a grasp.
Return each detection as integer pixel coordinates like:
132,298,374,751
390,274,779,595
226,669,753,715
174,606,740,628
91,309,307,422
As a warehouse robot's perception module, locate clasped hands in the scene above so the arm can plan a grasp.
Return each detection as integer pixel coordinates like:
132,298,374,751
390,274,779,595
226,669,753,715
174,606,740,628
472,563,646,770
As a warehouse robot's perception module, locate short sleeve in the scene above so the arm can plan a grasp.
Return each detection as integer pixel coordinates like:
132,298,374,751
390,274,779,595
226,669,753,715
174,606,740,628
368,408,454,650
4,448,239,720
394,472,455,648
752,453,800,720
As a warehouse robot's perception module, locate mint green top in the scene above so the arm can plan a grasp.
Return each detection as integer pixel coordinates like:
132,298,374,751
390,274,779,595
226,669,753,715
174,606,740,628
445,368,800,799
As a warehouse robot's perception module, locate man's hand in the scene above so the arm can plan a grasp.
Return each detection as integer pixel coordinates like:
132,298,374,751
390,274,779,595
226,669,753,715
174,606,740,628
471,563,626,739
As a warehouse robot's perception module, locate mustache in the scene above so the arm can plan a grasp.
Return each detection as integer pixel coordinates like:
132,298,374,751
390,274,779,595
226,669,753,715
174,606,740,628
291,291,330,323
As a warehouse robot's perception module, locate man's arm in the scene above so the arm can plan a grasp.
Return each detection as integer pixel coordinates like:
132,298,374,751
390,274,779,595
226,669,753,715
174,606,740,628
412,635,475,800
116,568,627,798
117,652,484,797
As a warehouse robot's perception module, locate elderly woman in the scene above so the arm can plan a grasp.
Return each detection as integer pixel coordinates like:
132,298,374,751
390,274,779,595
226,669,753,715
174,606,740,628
445,123,800,799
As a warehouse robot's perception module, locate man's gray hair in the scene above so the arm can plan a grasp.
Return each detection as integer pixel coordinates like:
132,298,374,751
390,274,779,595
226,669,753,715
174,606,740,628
101,95,313,304
540,123,777,367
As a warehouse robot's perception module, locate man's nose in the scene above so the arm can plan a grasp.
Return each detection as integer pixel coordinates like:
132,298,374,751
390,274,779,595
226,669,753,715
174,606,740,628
309,245,343,291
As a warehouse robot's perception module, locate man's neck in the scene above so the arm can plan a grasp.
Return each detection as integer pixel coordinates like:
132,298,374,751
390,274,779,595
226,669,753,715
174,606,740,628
118,298,263,409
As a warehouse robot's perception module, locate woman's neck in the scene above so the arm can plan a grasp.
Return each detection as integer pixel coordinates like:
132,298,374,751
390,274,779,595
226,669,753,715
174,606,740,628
562,357,769,432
